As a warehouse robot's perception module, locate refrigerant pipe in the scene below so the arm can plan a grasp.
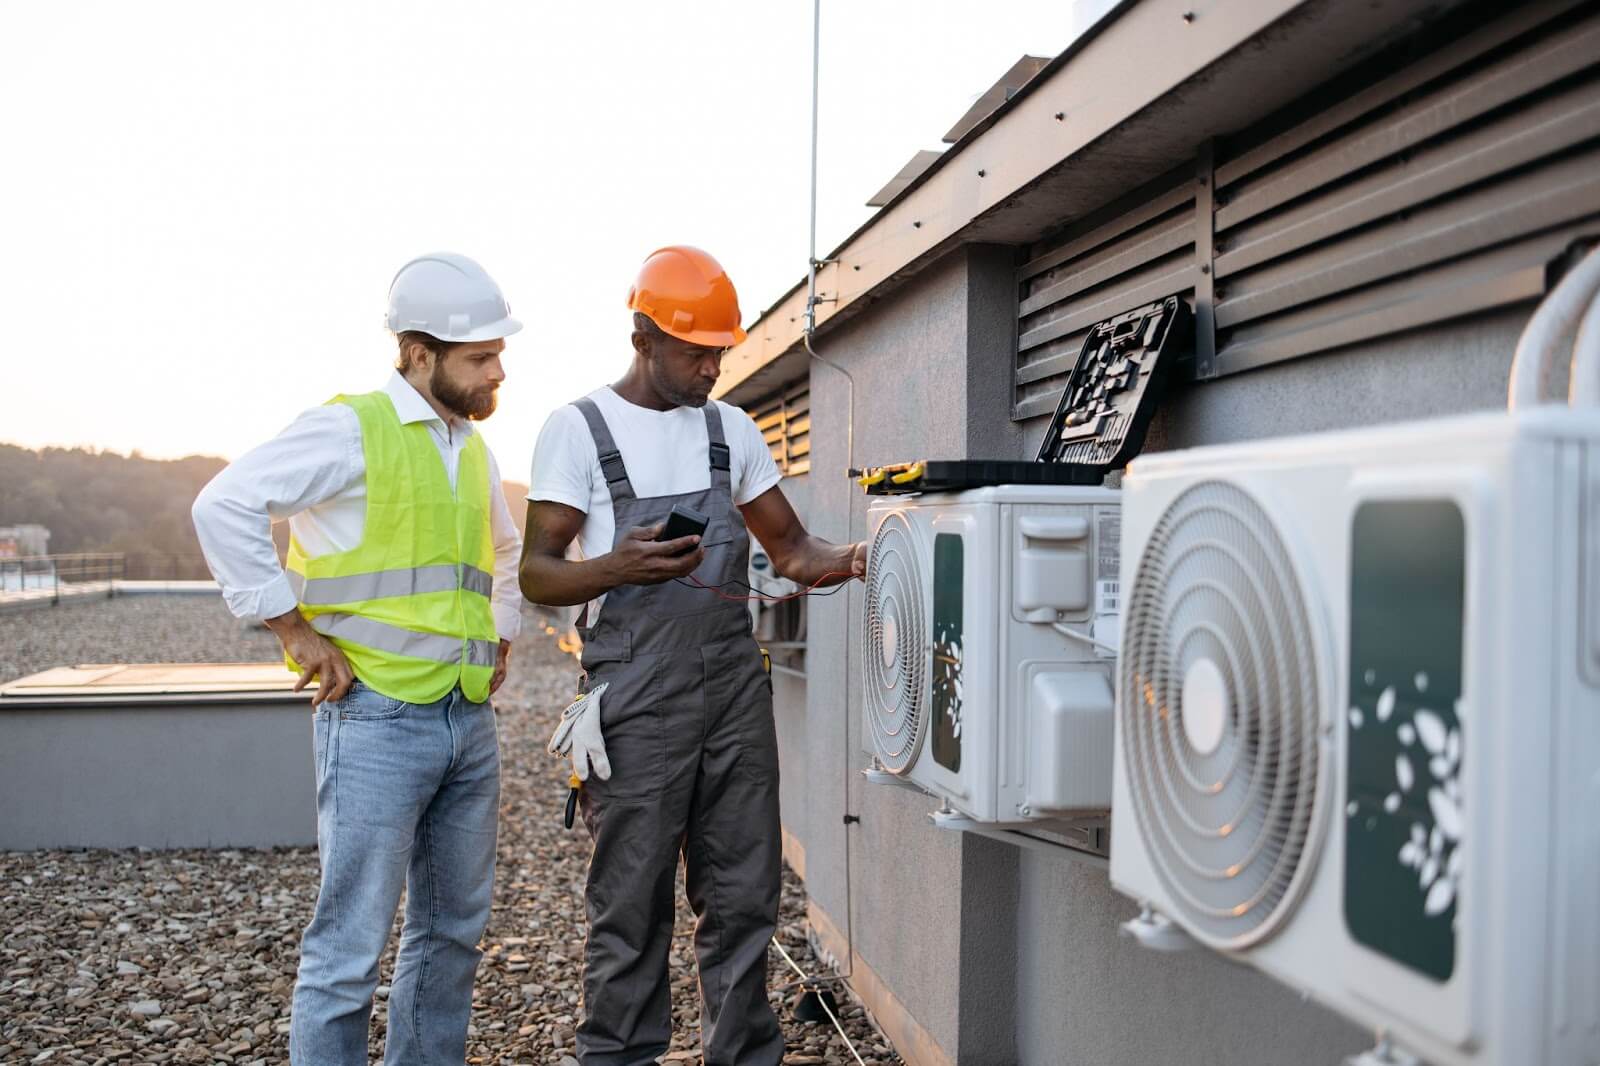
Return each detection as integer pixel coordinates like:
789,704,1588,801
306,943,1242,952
1508,242,1600,409
1567,281,1600,408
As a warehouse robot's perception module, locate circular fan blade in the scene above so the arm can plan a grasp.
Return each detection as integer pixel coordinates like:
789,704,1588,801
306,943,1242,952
1120,480,1329,949
863,511,930,774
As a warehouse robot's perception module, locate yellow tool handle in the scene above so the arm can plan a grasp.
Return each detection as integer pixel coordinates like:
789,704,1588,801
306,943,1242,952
564,774,580,830
890,462,926,484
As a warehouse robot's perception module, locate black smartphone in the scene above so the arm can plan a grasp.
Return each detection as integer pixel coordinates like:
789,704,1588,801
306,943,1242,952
656,503,709,551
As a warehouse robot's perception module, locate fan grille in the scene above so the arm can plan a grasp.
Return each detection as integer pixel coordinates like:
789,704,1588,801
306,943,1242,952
1120,480,1328,948
863,511,929,774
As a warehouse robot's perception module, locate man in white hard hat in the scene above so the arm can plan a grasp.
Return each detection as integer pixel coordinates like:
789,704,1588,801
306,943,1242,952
193,252,524,1065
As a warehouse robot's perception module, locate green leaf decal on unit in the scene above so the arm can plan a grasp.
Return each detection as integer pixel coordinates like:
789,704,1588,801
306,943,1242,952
1345,499,1465,982
931,533,964,773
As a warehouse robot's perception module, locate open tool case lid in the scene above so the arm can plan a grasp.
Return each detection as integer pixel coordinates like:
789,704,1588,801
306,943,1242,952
855,295,1191,495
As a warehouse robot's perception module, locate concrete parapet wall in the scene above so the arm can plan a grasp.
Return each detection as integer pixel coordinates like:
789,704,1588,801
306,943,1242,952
0,697,315,851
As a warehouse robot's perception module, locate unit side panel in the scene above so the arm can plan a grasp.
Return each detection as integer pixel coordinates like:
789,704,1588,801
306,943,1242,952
998,501,1107,821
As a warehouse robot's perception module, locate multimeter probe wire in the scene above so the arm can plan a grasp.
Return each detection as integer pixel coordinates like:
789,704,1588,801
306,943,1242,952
672,570,856,603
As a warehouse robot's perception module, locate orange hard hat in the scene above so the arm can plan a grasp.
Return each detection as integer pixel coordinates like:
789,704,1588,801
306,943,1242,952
626,246,747,348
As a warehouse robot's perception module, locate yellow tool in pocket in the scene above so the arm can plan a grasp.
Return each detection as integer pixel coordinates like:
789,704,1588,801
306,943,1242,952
564,772,580,830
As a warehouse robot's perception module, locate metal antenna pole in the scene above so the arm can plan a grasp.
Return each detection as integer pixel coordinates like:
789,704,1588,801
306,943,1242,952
801,0,858,981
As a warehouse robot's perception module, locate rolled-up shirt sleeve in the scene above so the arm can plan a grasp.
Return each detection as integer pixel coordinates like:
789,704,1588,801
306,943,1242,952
485,449,524,642
191,406,363,623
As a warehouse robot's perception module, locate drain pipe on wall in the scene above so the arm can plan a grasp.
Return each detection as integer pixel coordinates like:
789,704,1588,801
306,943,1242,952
1508,242,1600,409
1572,290,1600,408
1565,245,1600,407
801,0,860,985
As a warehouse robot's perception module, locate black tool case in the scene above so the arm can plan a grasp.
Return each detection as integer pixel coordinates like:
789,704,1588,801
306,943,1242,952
855,295,1191,495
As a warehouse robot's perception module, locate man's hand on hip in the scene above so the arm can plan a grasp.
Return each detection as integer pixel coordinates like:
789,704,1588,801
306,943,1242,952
264,609,355,707
609,524,705,586
491,639,511,700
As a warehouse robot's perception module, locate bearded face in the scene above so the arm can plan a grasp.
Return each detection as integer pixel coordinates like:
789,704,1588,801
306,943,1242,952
430,352,500,421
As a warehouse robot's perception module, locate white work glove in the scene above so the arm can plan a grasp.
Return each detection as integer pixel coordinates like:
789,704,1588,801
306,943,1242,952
547,682,611,782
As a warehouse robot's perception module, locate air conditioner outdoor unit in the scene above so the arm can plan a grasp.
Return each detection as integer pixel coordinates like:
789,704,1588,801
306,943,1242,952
1110,407,1600,1066
862,485,1121,823
748,545,801,643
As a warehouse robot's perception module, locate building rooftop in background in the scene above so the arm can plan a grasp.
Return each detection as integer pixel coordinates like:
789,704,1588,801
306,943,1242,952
0,525,51,557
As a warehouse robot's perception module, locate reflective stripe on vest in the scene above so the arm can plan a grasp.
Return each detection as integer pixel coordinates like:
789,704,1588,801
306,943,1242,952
283,389,499,704
309,613,499,668
289,563,494,606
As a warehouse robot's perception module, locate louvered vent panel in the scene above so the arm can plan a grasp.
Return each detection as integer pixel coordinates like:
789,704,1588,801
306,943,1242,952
746,381,812,477
1012,1,1600,427
1209,3,1600,377
1015,180,1196,421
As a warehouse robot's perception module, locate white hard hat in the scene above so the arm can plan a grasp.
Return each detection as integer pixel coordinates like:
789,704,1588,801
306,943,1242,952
385,252,522,343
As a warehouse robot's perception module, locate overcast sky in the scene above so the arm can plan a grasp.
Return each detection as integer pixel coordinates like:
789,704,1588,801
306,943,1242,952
0,1,1093,484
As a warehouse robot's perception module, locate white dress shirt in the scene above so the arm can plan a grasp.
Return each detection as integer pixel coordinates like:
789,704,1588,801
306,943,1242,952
192,372,523,641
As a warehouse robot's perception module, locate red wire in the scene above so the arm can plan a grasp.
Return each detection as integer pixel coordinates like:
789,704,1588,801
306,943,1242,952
685,571,855,603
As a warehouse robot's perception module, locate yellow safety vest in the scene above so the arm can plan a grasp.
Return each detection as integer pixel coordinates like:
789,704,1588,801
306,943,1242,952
284,390,498,704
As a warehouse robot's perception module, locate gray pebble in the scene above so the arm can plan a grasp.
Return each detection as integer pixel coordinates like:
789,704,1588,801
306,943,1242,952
0,601,899,1062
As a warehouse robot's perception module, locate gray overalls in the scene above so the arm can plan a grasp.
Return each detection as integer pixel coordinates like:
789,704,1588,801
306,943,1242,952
570,397,783,1066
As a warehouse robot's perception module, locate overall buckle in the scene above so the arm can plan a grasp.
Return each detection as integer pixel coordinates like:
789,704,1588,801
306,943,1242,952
597,450,630,484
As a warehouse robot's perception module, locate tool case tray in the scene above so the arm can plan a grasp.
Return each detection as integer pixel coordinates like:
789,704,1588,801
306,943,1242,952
857,296,1190,495
855,459,1103,494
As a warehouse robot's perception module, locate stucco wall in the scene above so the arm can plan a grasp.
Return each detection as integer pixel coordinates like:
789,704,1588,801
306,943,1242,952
785,245,1406,1064
803,250,974,1059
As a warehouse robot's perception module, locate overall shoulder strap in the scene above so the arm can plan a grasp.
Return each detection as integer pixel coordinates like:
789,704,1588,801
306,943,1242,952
702,403,732,495
573,397,636,505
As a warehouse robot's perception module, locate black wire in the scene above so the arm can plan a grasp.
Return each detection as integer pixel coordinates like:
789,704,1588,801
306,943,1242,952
671,575,854,599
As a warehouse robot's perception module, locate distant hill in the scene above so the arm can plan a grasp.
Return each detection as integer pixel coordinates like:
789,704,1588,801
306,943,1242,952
0,443,226,578
0,442,532,580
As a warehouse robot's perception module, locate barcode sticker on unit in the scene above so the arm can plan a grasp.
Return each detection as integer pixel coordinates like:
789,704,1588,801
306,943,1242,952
1096,509,1121,582
1097,579,1120,616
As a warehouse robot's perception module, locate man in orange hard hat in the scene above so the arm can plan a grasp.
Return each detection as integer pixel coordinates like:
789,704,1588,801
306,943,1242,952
520,246,865,1064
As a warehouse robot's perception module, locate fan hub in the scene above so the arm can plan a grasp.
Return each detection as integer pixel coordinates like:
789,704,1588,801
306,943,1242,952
1181,657,1229,756
880,614,898,669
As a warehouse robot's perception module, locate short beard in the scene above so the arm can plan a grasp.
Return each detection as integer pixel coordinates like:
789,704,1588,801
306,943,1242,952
431,358,498,421
648,361,710,409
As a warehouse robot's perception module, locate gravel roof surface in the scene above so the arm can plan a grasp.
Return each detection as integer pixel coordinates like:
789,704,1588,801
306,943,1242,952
0,595,282,685
1,596,899,1064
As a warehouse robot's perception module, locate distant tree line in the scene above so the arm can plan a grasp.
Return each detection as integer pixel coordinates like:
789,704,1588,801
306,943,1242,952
0,442,529,581
0,443,226,577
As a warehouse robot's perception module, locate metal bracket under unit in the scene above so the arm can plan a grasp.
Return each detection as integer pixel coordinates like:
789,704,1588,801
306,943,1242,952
928,806,1109,868
1118,905,1197,953
1344,1038,1423,1066
861,763,926,793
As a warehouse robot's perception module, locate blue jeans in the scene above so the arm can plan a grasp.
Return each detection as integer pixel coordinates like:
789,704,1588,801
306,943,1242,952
289,682,500,1066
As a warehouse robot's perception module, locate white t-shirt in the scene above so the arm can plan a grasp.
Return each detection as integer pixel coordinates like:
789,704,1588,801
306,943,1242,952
528,386,783,619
